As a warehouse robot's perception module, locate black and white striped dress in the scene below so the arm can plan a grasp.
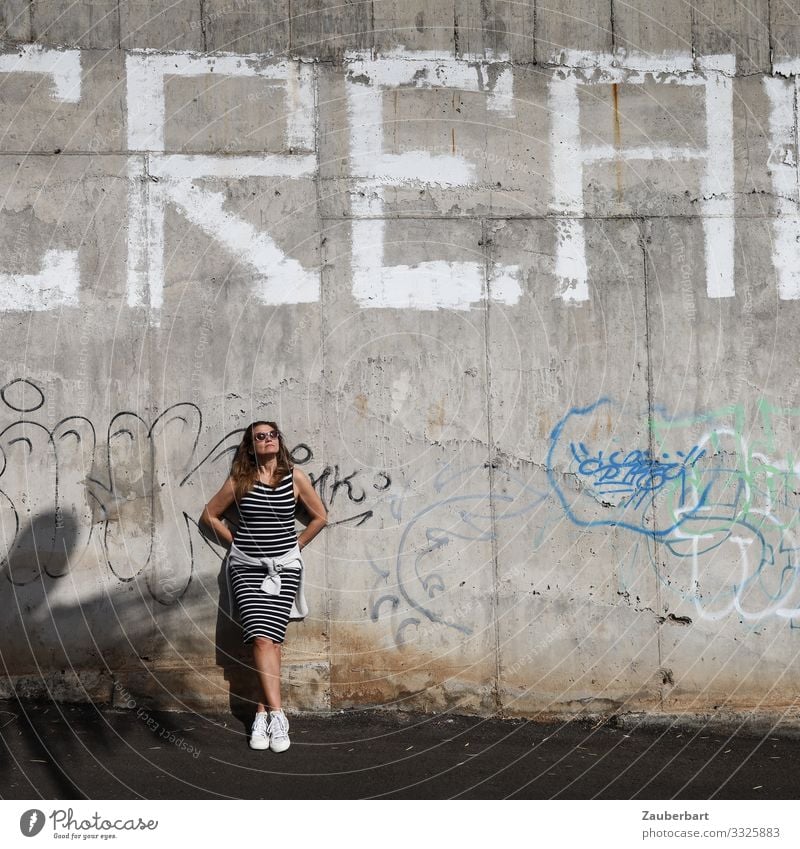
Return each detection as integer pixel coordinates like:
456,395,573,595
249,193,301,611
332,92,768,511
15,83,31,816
229,469,301,644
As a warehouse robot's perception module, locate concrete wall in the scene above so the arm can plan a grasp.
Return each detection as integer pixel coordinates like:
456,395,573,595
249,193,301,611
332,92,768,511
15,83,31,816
2,1,800,720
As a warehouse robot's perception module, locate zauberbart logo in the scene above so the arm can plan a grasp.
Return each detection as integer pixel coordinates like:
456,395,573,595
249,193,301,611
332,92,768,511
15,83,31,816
19,810,46,837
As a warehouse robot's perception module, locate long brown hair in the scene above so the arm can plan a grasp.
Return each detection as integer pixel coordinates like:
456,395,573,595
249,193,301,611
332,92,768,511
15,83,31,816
230,420,293,502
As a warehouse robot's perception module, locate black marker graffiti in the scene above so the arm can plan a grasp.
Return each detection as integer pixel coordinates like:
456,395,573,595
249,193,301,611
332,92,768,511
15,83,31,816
0,378,392,604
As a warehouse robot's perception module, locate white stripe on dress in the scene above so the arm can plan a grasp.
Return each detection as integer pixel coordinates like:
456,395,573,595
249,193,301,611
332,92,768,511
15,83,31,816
232,470,297,557
229,469,301,643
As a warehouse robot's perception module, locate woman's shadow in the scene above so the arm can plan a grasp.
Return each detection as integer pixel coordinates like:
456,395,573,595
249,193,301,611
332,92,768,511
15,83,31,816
196,506,256,730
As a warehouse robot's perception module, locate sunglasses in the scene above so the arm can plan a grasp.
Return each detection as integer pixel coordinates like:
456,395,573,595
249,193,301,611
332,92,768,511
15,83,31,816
253,430,280,442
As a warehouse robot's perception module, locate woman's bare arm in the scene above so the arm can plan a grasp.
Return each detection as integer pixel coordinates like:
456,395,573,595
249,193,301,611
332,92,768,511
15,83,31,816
294,467,328,550
200,477,237,547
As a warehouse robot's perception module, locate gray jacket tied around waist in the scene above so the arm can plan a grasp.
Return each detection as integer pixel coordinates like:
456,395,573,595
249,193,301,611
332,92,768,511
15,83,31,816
225,542,309,621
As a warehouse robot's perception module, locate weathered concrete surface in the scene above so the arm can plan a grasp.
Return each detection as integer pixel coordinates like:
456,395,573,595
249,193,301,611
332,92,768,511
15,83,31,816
488,217,660,716
0,0,29,41
534,0,612,64
32,0,119,49
2,2,800,725
203,0,291,55
615,0,693,59
692,0,771,74
772,0,800,67
120,0,203,51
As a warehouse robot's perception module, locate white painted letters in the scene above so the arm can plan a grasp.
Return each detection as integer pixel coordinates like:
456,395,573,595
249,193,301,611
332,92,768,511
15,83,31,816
345,51,522,310
764,73,800,300
125,51,318,312
548,52,735,301
0,47,81,311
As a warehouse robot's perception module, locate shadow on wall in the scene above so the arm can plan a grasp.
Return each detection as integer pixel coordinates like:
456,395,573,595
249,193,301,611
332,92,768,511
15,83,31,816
3,509,81,584
201,513,265,730
214,560,256,727
0,379,247,715
0,492,312,741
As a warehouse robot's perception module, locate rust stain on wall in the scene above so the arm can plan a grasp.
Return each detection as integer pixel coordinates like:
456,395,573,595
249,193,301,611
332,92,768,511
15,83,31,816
427,399,446,436
329,626,496,714
354,393,369,418
538,411,551,440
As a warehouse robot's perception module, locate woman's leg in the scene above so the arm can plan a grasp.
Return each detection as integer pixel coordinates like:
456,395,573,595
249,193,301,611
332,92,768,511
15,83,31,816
252,637,282,711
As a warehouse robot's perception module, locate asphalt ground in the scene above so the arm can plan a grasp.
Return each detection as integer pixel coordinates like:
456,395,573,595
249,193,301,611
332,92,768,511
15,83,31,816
0,699,798,800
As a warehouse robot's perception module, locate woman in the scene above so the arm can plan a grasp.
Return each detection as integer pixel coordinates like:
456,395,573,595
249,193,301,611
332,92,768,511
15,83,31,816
201,421,327,752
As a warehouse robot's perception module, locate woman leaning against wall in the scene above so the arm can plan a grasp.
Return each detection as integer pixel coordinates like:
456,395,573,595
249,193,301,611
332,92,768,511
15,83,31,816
201,421,327,751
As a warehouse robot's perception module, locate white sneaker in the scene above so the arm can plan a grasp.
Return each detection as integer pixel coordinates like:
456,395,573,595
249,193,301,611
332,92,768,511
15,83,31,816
268,710,290,752
249,711,270,750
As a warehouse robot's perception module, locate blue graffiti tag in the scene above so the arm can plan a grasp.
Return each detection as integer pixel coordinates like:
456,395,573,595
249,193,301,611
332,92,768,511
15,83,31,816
570,443,705,510
550,398,800,624
547,399,712,537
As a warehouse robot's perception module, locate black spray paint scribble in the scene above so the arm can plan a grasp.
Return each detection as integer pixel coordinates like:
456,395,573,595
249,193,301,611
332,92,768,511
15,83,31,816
0,378,392,604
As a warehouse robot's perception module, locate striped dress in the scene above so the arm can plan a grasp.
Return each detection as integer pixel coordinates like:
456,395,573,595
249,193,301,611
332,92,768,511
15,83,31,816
229,469,302,644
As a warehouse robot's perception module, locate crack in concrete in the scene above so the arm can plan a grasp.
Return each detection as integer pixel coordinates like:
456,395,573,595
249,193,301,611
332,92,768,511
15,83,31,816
689,188,798,204
199,0,207,53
